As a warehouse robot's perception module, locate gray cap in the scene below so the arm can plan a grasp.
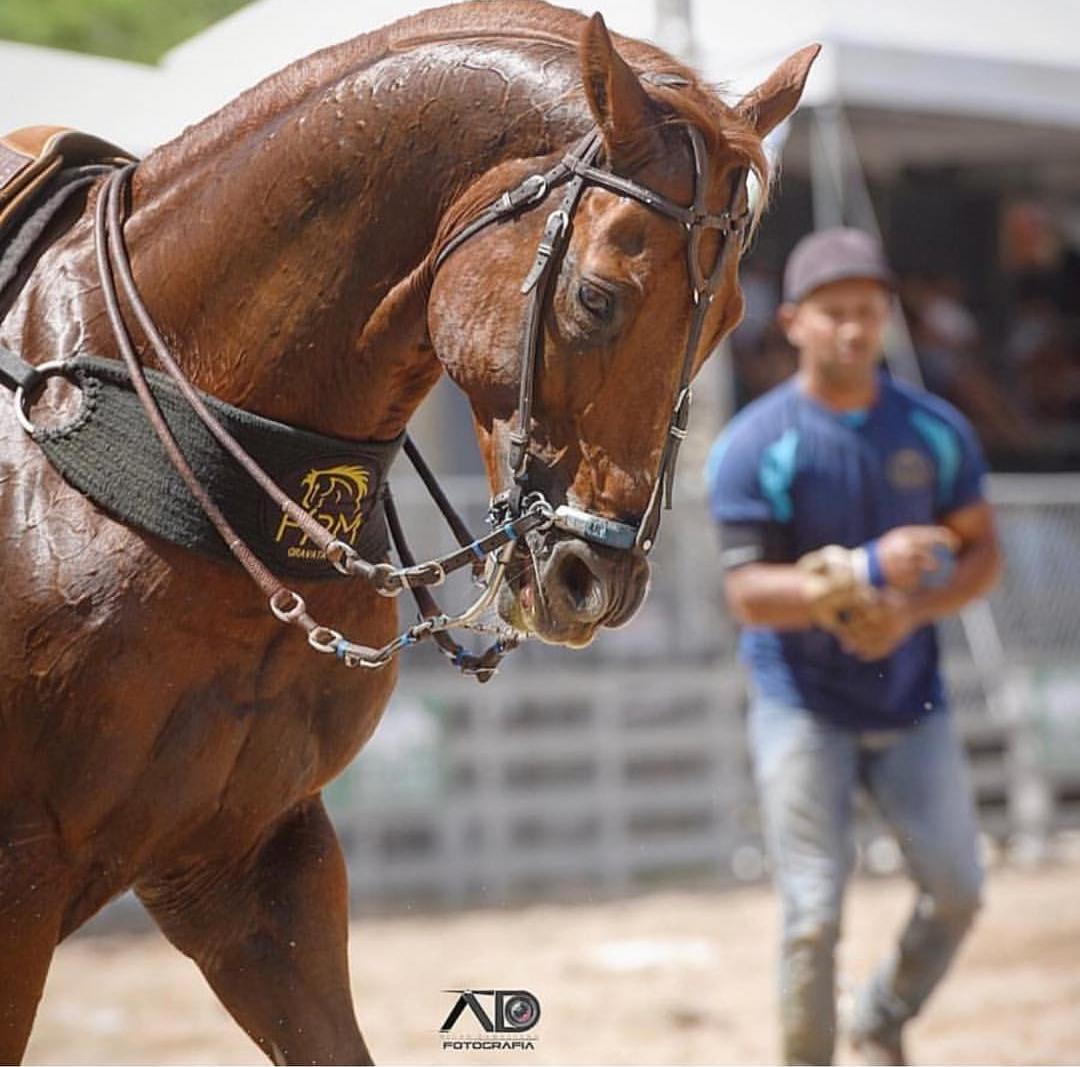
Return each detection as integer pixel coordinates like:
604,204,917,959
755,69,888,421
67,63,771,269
782,227,894,303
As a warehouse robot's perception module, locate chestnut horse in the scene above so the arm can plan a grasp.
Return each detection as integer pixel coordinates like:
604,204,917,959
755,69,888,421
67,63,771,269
0,2,815,1061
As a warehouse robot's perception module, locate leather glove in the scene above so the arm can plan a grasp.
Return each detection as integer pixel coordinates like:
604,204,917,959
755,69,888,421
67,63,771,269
796,544,877,632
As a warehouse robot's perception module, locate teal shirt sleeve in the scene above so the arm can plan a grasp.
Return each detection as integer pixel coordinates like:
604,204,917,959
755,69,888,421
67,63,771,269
909,404,987,514
705,421,798,525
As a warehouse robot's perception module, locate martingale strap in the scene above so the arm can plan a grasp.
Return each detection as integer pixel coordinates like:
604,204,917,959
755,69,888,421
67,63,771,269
87,163,532,678
0,165,115,306
27,353,404,580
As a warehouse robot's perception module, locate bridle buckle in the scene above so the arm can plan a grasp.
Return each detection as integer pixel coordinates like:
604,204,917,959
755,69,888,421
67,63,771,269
520,209,570,294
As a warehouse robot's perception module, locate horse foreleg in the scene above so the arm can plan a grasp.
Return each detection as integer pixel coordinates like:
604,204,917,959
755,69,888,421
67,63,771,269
137,796,371,1066
0,838,69,1063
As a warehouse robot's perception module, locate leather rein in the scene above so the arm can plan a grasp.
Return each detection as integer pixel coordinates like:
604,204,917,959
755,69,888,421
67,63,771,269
10,121,747,681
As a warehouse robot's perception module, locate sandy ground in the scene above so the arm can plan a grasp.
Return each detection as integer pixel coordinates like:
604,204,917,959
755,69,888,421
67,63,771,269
23,862,1080,1066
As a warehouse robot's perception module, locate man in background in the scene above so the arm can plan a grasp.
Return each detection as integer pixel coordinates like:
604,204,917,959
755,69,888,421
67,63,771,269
705,228,1003,1064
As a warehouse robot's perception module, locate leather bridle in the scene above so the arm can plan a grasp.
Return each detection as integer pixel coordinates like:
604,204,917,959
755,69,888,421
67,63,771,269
434,123,749,556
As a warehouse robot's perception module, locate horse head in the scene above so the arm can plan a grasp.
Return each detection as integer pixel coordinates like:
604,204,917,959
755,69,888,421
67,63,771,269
428,16,817,647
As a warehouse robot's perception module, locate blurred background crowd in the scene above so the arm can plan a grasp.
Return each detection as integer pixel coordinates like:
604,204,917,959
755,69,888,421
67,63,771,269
732,181,1080,471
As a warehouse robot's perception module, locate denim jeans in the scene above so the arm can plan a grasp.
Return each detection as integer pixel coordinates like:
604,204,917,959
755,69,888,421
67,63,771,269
748,700,984,1065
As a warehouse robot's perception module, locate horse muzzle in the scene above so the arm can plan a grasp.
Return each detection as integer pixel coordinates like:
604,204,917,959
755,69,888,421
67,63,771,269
500,530,650,647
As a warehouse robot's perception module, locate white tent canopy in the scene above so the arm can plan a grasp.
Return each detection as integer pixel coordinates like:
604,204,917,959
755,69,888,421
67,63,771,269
694,0,1080,177
697,0,1080,121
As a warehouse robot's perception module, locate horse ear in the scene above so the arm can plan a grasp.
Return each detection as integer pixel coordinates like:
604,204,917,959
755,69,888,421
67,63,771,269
735,44,821,139
580,12,657,168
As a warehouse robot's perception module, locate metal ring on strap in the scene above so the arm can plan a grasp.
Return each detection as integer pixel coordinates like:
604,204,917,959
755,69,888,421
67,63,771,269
269,588,307,623
307,626,343,655
13,360,81,435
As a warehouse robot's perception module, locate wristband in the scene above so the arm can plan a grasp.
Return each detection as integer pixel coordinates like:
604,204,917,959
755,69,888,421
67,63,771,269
859,539,886,588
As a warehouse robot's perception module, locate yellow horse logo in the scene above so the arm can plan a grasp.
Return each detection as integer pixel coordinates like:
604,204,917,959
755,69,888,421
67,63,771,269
275,463,370,548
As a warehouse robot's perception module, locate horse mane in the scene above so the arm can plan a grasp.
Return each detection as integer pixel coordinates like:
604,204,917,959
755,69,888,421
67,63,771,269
423,25,769,272
387,5,770,199
144,1,768,220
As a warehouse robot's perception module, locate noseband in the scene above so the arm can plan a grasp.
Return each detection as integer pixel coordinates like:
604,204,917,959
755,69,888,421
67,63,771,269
434,123,749,555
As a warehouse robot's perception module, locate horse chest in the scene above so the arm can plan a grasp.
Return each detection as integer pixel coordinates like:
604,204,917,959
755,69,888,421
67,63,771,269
1,437,397,863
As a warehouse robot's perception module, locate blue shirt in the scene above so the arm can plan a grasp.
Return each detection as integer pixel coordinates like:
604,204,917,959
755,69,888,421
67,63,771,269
705,372,987,730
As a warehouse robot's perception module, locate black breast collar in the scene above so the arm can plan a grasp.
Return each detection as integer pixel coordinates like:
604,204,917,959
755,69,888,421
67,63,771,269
13,353,403,580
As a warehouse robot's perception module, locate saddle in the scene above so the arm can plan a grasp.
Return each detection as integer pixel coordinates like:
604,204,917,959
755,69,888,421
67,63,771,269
0,125,135,239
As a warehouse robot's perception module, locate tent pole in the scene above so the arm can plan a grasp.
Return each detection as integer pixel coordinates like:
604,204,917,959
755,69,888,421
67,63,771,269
810,104,847,230
655,0,695,64
813,104,924,385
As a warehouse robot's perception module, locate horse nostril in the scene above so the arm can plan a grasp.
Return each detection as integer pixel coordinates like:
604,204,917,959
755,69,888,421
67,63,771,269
556,549,604,617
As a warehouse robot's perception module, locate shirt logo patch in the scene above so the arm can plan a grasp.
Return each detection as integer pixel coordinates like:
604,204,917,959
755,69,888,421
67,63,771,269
887,448,934,491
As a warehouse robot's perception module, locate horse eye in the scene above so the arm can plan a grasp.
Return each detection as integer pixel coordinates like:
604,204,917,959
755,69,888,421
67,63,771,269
577,280,613,321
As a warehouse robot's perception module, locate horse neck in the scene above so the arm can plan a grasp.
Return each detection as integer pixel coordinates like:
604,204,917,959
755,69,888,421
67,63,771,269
112,29,587,441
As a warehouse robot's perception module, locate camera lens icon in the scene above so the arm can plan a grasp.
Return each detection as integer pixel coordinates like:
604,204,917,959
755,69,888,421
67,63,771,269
503,993,540,1030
